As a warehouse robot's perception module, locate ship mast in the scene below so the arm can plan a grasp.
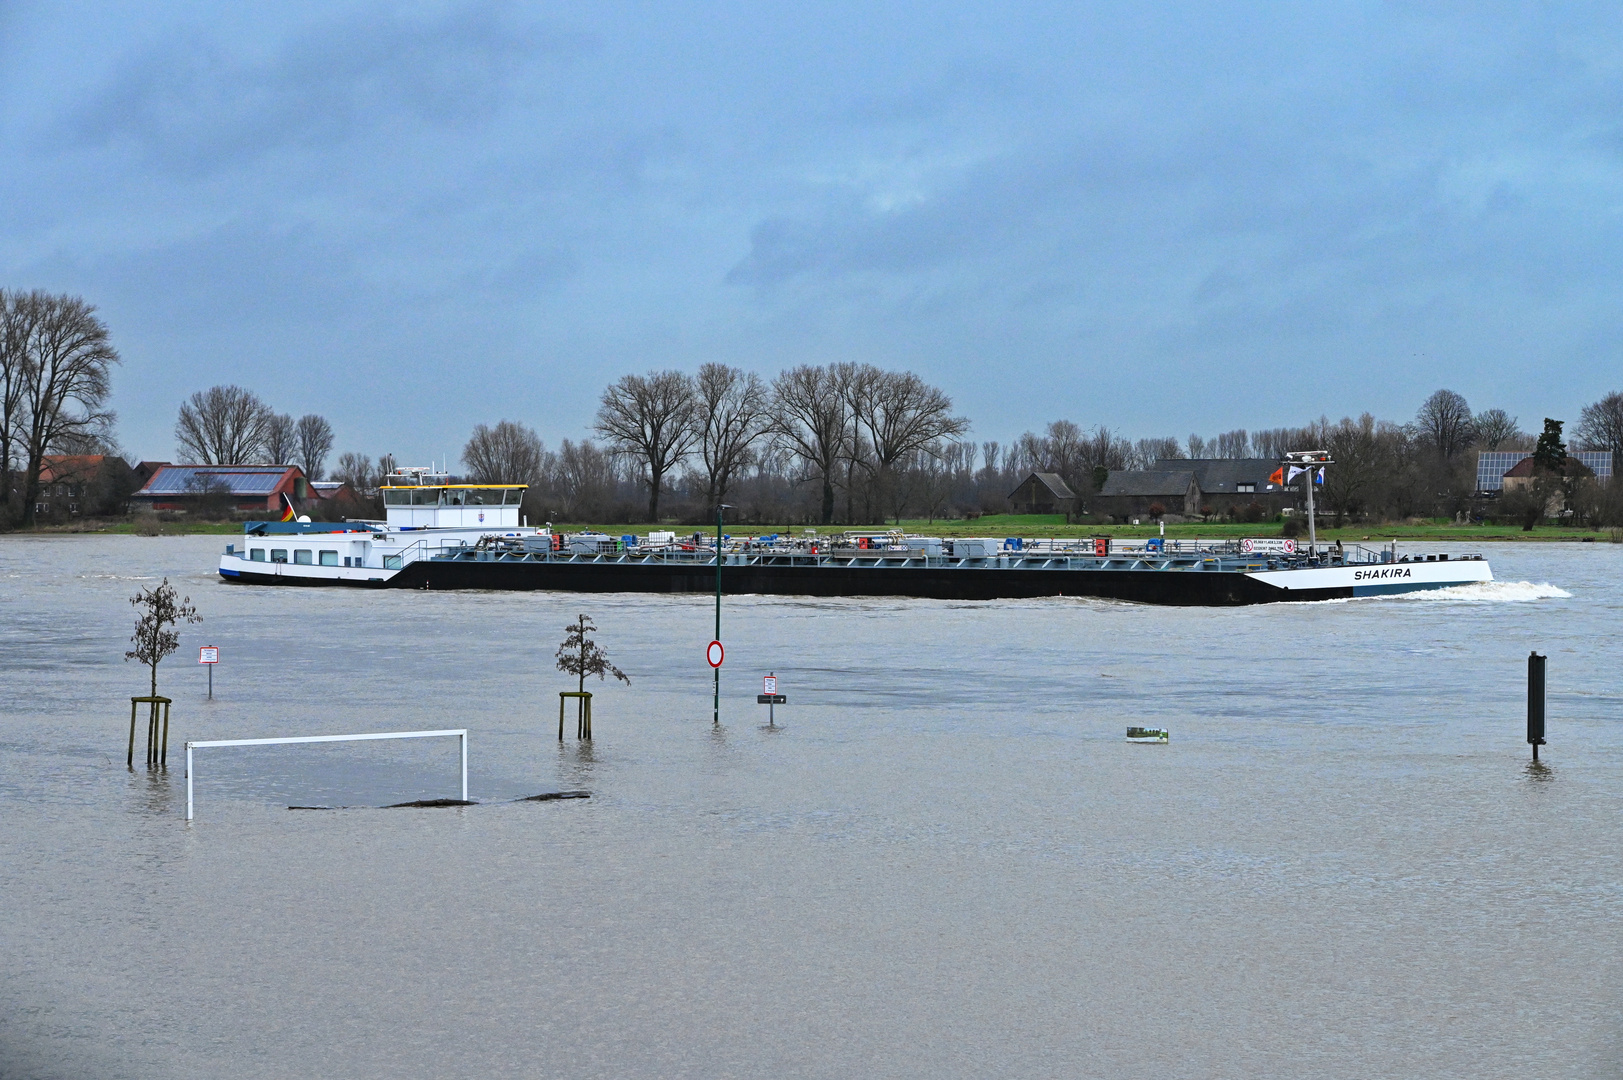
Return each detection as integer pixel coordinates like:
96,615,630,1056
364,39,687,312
1282,450,1334,555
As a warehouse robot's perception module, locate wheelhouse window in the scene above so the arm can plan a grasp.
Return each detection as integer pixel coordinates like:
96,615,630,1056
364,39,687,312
293,550,313,565
270,549,288,563
383,555,403,570
319,550,338,566
250,549,267,562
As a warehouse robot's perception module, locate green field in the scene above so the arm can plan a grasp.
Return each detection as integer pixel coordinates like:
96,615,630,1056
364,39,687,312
10,514,1619,543
506,516,1621,543
14,520,243,536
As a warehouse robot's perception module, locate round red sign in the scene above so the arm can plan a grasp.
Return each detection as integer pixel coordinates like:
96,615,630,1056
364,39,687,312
706,640,724,668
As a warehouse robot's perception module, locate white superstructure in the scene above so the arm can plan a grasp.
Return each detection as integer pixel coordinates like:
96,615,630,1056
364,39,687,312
218,468,543,584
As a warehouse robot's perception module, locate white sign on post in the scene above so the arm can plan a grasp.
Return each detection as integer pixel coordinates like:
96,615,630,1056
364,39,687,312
763,674,777,695
199,646,220,664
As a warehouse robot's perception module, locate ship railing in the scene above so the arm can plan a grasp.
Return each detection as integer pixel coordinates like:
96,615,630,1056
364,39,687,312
381,537,478,570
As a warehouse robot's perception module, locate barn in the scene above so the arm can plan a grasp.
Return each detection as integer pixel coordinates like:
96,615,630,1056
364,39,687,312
1007,472,1077,516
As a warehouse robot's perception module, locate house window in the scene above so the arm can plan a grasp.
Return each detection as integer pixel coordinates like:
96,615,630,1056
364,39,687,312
294,550,313,565
270,549,288,563
319,550,338,566
1237,483,1256,493
250,549,266,562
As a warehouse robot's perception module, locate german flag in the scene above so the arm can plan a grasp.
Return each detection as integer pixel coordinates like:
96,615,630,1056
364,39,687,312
279,492,297,522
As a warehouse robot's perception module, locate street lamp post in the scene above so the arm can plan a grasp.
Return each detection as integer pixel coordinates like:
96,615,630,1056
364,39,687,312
714,503,732,725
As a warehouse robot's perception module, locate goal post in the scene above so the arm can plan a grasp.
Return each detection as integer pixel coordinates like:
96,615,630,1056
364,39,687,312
184,728,468,820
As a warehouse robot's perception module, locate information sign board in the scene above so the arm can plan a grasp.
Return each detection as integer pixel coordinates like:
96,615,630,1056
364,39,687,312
199,646,220,664
763,674,777,695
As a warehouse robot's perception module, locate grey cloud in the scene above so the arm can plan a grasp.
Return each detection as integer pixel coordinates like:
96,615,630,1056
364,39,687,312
63,3,592,173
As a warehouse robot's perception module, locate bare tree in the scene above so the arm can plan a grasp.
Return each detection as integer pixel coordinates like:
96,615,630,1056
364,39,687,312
176,385,273,465
15,294,119,527
1080,425,1130,477
1187,433,1208,458
295,414,334,480
262,413,296,464
333,452,376,493
1473,408,1525,451
770,365,851,525
462,419,549,484
1415,389,1475,459
0,291,38,514
1134,436,1184,467
125,578,201,700
1251,426,1320,462
694,363,768,515
1213,429,1249,458
556,438,615,520
845,366,968,521
1319,414,1387,525
594,370,698,521
1017,420,1085,496
1576,391,1623,458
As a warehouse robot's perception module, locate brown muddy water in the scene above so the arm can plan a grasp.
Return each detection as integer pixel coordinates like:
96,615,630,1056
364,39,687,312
0,535,1619,1079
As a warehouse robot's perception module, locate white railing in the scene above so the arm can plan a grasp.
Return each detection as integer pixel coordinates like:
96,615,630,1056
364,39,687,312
184,728,468,820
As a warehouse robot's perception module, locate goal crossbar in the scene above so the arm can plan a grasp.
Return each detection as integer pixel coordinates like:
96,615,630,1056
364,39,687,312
184,729,468,820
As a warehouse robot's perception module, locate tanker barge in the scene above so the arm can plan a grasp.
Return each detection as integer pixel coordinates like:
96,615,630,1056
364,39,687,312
215,466,1492,606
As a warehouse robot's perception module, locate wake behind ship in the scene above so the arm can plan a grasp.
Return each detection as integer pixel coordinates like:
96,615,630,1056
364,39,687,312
216,466,1493,606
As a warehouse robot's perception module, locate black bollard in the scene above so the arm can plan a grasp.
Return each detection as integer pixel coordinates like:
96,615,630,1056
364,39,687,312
1527,651,1546,761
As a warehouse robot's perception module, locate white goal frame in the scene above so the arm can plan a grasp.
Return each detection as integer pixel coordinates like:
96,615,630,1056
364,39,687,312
184,728,468,820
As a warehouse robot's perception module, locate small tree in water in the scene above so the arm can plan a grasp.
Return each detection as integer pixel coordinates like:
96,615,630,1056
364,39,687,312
556,613,629,695
125,578,201,697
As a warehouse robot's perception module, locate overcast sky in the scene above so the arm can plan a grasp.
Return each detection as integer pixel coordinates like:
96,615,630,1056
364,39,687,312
3,1,1621,465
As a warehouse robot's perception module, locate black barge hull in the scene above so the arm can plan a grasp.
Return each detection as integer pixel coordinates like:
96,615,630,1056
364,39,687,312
264,559,1344,605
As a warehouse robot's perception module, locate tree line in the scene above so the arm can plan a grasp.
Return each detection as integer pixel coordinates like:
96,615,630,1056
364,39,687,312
445,375,1623,528
174,385,335,482
8,289,1623,528
174,371,1623,527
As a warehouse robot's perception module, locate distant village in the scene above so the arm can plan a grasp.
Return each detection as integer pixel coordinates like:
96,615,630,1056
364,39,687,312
4,290,1621,530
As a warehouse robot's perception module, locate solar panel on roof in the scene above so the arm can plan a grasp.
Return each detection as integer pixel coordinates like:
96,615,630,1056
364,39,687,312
1475,451,1612,491
136,466,293,497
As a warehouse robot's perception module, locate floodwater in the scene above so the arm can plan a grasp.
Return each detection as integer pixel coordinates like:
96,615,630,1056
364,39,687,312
0,534,1619,1079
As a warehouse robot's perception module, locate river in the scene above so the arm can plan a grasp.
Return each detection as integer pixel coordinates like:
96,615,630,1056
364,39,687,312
0,534,1618,1078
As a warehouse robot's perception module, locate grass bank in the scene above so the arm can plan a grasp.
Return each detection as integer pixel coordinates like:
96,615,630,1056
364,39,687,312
5,519,242,536
7,516,1618,543
548,516,1620,543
